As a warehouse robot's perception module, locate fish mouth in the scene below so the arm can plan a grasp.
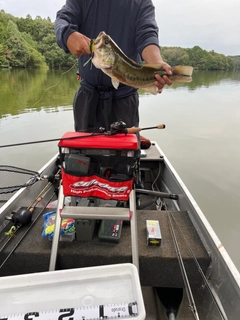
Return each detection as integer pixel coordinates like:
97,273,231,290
92,31,115,70
103,66,113,70
94,31,107,42
93,31,111,49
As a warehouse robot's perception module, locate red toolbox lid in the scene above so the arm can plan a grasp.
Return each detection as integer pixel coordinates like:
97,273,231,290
59,132,139,150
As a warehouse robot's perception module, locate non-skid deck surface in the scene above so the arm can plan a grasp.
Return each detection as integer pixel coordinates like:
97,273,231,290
0,208,210,288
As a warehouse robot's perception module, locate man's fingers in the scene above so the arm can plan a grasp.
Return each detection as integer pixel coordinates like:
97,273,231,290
161,62,172,75
154,72,172,92
67,32,91,56
162,75,172,86
154,74,165,85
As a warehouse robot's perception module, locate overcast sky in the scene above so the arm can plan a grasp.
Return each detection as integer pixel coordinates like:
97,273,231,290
0,0,239,56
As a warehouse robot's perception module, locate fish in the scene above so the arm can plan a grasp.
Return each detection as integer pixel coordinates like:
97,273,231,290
91,31,193,95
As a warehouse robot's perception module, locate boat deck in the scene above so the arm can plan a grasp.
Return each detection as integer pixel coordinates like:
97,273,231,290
1,143,240,320
0,143,211,287
0,207,210,288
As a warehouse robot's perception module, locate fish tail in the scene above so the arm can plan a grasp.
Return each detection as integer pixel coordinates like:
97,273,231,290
172,66,193,77
169,75,193,83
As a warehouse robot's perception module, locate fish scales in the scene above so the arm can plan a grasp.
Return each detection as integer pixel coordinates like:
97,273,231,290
92,31,193,95
112,61,161,87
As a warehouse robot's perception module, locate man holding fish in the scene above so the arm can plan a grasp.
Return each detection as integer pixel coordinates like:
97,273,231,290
55,0,174,132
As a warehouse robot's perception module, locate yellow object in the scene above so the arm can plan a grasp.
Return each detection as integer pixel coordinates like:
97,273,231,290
5,226,17,237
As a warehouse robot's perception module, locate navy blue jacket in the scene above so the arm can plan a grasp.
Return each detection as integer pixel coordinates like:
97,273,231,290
55,0,159,98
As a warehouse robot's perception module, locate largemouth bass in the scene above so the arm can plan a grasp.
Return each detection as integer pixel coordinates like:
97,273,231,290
91,31,193,95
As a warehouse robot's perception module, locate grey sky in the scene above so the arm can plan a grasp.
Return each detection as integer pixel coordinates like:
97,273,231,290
0,0,239,55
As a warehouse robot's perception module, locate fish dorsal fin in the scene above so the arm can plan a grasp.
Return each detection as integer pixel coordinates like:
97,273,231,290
111,78,120,89
144,63,163,70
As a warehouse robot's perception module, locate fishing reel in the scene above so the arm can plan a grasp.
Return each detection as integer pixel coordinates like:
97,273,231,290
92,121,127,135
109,120,127,134
5,208,32,227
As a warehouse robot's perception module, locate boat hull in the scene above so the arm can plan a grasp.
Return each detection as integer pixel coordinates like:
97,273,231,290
0,143,239,319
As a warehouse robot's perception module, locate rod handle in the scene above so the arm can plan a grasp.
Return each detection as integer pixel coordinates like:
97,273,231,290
126,124,165,134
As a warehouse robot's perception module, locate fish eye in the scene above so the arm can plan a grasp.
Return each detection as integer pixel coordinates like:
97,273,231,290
105,39,109,45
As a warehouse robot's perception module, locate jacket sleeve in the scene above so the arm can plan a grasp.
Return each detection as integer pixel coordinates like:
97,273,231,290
135,0,160,56
54,0,82,53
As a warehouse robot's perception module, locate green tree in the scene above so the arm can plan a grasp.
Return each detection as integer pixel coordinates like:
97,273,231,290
6,20,47,68
161,45,237,71
21,32,38,49
161,47,190,66
6,21,29,67
1,10,237,70
39,34,77,68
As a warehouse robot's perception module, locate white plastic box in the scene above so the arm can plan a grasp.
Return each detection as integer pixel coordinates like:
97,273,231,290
0,263,146,319
60,231,75,242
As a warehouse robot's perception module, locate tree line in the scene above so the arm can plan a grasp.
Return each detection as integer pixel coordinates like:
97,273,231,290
0,10,238,70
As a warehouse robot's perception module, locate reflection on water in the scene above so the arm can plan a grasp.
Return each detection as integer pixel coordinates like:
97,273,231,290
187,69,240,89
0,68,78,117
1,69,239,117
0,69,240,272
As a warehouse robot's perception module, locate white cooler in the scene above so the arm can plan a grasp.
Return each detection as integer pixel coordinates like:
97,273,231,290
0,263,145,320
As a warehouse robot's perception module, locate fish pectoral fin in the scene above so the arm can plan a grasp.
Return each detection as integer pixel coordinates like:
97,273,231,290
142,86,158,95
111,78,120,89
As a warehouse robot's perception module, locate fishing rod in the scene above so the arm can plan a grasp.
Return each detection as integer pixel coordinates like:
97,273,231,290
169,212,228,320
0,192,57,271
0,121,166,149
167,211,200,320
0,182,54,254
127,124,165,133
0,164,60,251
4,181,53,228
0,166,60,254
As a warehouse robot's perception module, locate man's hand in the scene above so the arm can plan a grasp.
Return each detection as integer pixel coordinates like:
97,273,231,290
67,32,91,56
142,45,173,93
154,61,172,94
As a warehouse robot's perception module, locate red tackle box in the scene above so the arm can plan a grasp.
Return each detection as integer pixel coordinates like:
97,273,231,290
58,132,140,201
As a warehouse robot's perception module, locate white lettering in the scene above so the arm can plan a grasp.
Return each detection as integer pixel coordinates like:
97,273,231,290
70,179,129,193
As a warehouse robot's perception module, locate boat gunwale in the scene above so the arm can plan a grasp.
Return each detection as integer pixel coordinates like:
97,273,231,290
154,142,240,282
153,141,240,317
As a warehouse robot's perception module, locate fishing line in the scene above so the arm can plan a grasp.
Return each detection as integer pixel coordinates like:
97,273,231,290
83,56,93,68
1,43,88,131
30,62,77,109
30,39,93,109
0,62,78,132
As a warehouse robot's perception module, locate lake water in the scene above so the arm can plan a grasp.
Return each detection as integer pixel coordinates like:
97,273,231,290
0,68,240,271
